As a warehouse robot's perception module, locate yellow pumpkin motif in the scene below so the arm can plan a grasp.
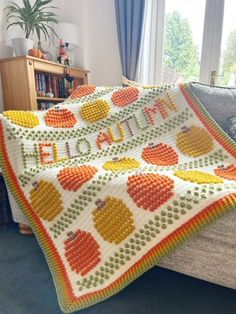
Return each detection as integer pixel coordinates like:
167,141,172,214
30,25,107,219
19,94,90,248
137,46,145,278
30,180,64,221
103,157,140,171
80,99,110,122
174,170,223,184
3,111,39,128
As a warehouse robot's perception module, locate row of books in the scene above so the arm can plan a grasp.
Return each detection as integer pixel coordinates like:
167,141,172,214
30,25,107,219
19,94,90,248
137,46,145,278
35,73,79,99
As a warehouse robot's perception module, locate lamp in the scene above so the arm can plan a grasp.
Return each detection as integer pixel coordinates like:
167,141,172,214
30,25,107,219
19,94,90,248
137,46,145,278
57,22,79,50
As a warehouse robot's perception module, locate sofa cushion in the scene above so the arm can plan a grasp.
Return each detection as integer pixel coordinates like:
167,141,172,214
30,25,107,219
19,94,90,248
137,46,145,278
228,115,236,141
189,82,236,138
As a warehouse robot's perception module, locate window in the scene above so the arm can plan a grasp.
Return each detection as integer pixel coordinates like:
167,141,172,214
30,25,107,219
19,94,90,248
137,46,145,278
138,0,233,86
162,0,205,84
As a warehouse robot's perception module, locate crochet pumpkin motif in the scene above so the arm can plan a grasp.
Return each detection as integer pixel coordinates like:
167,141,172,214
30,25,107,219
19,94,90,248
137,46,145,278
142,143,178,166
65,230,101,276
174,170,223,184
214,165,236,181
29,180,64,221
177,126,213,157
70,85,96,99
93,197,135,244
103,157,140,171
57,166,98,191
80,99,110,122
111,87,139,107
45,107,77,128
3,111,39,128
127,174,174,211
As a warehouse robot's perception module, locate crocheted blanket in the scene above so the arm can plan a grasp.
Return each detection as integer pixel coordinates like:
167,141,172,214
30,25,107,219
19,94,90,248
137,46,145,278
0,84,235,313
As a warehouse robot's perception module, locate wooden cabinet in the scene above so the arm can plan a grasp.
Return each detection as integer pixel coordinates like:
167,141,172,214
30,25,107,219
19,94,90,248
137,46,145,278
0,56,89,111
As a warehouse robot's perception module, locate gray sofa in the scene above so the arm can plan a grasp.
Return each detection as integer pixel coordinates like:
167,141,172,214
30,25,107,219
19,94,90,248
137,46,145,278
159,82,236,289
8,82,236,289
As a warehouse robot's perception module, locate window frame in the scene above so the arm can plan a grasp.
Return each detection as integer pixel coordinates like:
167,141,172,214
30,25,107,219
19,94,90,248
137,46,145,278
137,0,225,85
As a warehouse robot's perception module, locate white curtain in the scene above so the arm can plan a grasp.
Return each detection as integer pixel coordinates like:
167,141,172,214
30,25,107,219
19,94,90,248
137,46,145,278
136,0,165,85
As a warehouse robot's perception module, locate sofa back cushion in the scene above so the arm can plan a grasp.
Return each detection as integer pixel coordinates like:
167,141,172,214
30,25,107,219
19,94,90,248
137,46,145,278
189,82,236,139
228,115,236,141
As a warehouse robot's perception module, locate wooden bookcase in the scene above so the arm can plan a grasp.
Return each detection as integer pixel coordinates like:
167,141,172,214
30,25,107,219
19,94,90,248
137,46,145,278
0,56,89,111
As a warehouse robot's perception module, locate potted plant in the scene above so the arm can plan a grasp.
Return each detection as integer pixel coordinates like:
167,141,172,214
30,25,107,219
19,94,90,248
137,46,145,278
5,0,58,57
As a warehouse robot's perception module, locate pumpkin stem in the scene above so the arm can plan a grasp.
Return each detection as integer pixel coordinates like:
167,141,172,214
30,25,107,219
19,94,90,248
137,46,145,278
95,199,105,209
32,181,39,189
67,231,76,240
181,126,189,133
148,142,155,147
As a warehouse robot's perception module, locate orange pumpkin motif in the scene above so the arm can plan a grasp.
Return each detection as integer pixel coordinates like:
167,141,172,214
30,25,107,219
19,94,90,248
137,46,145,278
28,48,45,59
142,143,179,166
65,230,101,275
214,165,236,181
111,87,139,107
45,107,77,128
57,165,98,191
127,173,174,212
70,85,96,99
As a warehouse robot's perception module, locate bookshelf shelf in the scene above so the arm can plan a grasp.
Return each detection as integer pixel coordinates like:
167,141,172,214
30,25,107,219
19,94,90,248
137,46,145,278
37,97,66,102
0,56,89,111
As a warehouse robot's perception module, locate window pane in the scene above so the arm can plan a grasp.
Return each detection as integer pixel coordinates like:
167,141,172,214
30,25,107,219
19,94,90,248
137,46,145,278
162,0,205,84
218,0,236,86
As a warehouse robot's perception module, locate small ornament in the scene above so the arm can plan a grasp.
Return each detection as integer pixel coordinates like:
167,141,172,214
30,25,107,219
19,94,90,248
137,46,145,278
46,92,54,98
57,39,69,65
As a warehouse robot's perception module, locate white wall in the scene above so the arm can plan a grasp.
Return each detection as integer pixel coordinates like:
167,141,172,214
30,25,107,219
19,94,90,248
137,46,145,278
0,0,122,111
64,0,122,86
0,0,13,112
84,0,122,85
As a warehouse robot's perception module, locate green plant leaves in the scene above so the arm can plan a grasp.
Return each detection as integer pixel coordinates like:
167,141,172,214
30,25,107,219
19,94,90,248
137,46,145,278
4,0,58,40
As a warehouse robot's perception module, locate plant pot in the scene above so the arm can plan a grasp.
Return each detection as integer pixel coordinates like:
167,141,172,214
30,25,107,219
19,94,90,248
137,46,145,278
11,38,34,57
